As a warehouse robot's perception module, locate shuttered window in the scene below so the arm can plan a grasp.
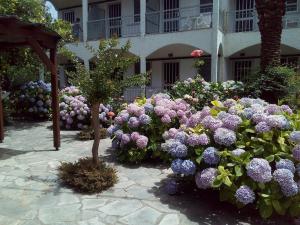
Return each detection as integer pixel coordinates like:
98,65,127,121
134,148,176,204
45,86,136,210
163,62,179,90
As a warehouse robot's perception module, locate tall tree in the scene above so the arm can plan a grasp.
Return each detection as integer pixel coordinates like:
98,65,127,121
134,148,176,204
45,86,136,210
255,0,286,71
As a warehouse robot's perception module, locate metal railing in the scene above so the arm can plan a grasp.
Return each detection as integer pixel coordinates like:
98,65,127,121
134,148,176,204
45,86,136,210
146,6,212,34
87,15,140,41
123,86,164,102
226,10,300,33
72,22,83,41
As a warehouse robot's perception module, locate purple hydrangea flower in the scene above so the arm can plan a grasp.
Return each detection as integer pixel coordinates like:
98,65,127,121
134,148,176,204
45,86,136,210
107,125,118,137
266,115,289,129
187,134,201,147
265,104,281,115
281,105,293,115
168,128,178,139
203,147,220,165
223,99,237,108
120,112,130,122
181,160,196,176
121,134,131,145
195,168,218,189
164,179,178,195
201,116,223,131
115,130,124,140
175,131,188,144
130,132,140,142
242,108,255,120
114,116,123,125
247,158,272,183
281,182,299,197
231,148,246,157
217,111,229,120
290,131,300,144
273,169,298,197
252,113,268,124
161,114,172,124
198,133,210,146
128,117,140,128
222,115,242,130
255,122,271,133
235,185,255,205
276,159,295,173
293,145,300,161
136,135,148,149
214,128,236,146
139,114,152,125
144,103,154,113
154,106,166,116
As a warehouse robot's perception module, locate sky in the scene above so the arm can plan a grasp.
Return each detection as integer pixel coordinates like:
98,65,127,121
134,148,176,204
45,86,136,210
45,1,58,20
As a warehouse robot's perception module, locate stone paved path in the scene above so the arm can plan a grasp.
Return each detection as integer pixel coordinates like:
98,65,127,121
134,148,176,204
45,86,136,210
0,121,292,225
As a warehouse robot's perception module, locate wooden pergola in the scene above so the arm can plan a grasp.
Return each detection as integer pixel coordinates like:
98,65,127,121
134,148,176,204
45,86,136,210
0,16,61,150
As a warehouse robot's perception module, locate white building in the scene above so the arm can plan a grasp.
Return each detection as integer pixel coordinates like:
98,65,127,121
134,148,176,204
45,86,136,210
50,0,300,101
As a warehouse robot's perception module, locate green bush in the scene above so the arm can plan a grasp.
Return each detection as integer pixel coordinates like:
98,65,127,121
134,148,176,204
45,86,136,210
58,157,117,194
245,66,297,104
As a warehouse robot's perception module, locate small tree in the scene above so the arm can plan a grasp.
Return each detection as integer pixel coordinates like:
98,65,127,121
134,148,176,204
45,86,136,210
69,38,145,165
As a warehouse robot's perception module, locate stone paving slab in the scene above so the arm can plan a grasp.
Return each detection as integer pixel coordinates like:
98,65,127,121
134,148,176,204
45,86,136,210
0,121,293,225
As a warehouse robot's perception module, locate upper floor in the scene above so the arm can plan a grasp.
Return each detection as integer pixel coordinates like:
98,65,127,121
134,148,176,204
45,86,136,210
49,0,300,41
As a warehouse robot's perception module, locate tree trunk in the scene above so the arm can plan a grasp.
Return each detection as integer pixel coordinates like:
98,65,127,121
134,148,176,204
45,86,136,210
91,102,100,165
255,0,286,71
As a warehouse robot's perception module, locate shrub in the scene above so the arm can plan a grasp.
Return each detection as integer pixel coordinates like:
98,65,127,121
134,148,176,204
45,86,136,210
58,157,117,194
59,86,115,130
108,93,192,163
170,75,245,110
245,66,296,104
10,80,51,119
162,97,300,218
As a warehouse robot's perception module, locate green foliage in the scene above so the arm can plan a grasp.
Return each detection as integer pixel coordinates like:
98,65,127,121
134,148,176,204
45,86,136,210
58,157,118,194
170,75,245,110
69,38,145,104
245,66,297,104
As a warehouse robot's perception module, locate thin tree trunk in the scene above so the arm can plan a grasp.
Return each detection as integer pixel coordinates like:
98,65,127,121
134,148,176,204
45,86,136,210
91,102,100,165
255,0,286,71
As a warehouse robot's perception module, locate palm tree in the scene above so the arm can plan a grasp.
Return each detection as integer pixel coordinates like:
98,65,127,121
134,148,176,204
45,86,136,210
255,0,286,71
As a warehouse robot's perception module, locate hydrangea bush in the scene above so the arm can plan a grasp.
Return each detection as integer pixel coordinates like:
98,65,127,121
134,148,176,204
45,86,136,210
59,86,115,130
108,93,192,163
162,97,300,218
169,75,245,110
10,80,52,119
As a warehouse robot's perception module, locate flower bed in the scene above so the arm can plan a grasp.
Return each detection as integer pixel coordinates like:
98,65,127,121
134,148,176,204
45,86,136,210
162,97,300,218
169,75,245,110
59,86,115,130
108,93,192,163
10,81,52,119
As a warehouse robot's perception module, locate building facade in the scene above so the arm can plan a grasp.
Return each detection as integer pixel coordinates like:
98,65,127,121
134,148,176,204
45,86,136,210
50,0,300,101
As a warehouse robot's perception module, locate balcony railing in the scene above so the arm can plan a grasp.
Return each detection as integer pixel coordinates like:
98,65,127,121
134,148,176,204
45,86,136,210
146,6,212,34
226,10,300,33
87,15,140,41
124,86,164,102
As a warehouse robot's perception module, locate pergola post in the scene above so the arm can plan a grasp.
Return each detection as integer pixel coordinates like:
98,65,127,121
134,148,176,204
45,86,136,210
0,87,4,143
50,48,60,150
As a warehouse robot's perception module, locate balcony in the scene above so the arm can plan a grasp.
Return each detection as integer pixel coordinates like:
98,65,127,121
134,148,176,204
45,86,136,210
225,10,300,33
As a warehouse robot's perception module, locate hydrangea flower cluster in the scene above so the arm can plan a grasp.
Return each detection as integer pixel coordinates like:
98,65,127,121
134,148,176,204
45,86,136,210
273,169,298,197
11,80,52,119
246,158,272,183
195,168,218,189
235,185,255,205
59,86,115,130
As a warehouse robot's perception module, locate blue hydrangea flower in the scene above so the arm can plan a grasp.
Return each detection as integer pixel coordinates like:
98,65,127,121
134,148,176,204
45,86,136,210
170,144,188,158
187,134,200,147
246,158,272,183
231,148,246,157
276,159,295,173
139,114,152,125
235,185,255,205
281,182,299,197
195,168,218,189
181,160,196,176
290,131,300,144
266,115,289,129
164,179,178,195
293,145,300,161
128,117,140,128
114,130,124,140
144,103,154,113
203,147,220,165
217,111,229,120
214,128,236,146
242,108,255,119
175,131,188,144
273,169,298,197
171,159,183,174
255,122,271,133
222,115,242,130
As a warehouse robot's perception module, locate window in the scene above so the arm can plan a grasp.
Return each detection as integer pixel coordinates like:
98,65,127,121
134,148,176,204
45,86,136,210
235,0,255,32
134,61,152,86
281,56,299,69
200,0,213,13
234,60,252,82
63,11,75,24
134,0,140,22
286,0,298,12
109,3,122,37
163,62,179,90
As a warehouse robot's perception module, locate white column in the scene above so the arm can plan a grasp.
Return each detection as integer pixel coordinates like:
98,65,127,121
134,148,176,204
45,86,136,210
211,0,220,82
140,57,146,97
39,66,45,81
82,0,88,42
140,0,146,37
84,59,90,71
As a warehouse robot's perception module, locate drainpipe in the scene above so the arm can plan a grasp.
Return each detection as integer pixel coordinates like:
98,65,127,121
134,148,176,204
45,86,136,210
140,0,146,37
211,0,220,82
82,0,88,42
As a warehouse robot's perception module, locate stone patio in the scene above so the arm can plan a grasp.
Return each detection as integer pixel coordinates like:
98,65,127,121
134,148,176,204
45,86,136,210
0,121,293,225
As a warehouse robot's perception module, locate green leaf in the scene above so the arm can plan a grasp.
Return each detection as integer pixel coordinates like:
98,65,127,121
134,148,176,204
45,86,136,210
212,178,223,188
289,203,300,217
196,156,202,164
234,165,243,177
258,183,266,190
259,204,273,219
272,200,286,216
245,129,255,134
265,155,275,162
223,176,232,187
